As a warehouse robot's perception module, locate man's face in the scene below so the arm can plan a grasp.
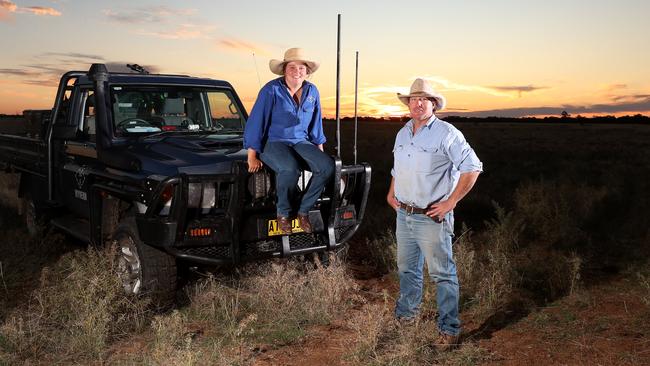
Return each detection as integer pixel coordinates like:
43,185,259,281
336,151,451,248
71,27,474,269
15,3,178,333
408,96,434,121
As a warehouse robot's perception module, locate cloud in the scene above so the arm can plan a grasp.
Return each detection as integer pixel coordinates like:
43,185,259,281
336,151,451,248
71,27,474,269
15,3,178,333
0,0,16,11
443,96,650,118
136,24,213,40
599,83,627,92
1,1,61,18
20,6,61,16
0,68,39,76
216,38,271,56
104,6,195,24
488,84,549,97
417,76,513,98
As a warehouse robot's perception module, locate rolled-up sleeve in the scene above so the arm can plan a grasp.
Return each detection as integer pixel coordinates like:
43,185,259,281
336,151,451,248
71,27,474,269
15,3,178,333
445,130,483,173
307,88,326,145
243,87,273,153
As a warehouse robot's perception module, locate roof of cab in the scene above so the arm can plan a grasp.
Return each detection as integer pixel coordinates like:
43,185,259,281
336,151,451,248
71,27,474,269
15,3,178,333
74,73,234,89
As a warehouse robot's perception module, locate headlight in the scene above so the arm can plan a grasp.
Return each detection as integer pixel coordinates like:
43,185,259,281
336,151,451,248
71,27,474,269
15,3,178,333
188,182,217,213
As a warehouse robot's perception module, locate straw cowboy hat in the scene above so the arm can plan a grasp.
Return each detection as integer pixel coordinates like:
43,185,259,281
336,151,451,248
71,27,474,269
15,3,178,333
269,48,320,76
397,78,446,111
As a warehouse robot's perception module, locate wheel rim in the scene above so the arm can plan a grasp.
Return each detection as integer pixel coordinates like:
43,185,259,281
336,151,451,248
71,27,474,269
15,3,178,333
24,198,38,236
116,234,142,295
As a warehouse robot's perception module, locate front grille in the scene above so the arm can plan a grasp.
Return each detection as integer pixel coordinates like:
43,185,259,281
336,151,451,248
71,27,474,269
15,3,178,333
178,246,231,259
289,233,321,250
245,240,280,258
335,225,355,242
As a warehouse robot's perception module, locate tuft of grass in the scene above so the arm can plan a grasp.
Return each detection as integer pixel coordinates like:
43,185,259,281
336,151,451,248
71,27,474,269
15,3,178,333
143,257,357,364
346,294,394,364
638,272,650,307
360,229,397,274
0,245,151,364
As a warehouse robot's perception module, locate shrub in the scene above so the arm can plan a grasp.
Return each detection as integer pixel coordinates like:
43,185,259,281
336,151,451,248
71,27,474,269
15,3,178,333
0,245,150,363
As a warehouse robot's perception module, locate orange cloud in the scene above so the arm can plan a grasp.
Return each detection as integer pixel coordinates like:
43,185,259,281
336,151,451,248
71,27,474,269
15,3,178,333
20,6,61,16
0,0,16,11
1,1,61,19
217,38,270,56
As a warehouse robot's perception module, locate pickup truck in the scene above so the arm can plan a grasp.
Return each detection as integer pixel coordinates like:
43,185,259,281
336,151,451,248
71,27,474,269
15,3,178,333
0,64,371,305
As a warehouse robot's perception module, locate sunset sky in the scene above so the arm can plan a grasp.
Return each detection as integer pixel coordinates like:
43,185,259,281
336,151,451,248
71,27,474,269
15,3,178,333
1,0,649,118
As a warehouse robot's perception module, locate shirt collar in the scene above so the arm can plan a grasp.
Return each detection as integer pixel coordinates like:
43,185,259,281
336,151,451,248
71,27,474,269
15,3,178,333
407,114,438,134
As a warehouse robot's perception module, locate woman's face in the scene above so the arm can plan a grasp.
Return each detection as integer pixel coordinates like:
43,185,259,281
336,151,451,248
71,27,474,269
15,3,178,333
284,61,308,84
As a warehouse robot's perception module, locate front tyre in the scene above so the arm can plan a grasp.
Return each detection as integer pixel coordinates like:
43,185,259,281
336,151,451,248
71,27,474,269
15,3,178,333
113,216,177,308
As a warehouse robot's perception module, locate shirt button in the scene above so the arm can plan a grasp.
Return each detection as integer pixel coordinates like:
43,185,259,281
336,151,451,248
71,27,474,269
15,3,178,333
408,154,410,157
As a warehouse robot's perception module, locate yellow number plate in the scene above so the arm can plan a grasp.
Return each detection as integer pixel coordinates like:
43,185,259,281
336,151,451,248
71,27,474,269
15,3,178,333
268,218,304,236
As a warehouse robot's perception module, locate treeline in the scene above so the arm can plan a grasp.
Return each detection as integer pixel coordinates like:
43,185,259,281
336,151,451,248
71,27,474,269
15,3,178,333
326,114,650,124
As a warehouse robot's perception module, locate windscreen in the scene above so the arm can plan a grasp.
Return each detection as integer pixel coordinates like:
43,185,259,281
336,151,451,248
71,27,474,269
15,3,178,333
110,86,245,134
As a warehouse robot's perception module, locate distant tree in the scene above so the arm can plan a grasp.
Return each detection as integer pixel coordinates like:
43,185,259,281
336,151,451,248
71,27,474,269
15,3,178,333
561,110,570,118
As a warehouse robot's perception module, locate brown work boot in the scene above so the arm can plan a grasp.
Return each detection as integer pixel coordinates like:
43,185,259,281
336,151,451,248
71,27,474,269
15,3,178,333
298,213,313,233
277,216,292,235
433,331,460,351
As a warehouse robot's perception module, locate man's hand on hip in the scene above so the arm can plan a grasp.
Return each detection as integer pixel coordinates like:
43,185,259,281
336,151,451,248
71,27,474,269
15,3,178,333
426,199,456,221
387,194,400,211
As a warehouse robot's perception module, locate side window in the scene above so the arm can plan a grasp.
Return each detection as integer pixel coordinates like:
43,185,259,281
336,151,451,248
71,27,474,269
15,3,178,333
82,91,96,141
207,91,244,131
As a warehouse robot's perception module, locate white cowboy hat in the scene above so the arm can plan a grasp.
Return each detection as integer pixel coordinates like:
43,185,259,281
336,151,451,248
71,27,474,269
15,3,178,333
269,48,320,76
397,78,446,111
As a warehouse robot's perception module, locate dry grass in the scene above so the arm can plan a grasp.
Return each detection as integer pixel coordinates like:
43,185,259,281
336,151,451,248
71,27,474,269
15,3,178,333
0,245,151,364
360,229,397,274
346,295,492,366
141,257,357,365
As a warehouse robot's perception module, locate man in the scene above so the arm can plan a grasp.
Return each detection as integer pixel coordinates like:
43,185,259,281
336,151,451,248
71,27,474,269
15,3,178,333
386,78,482,349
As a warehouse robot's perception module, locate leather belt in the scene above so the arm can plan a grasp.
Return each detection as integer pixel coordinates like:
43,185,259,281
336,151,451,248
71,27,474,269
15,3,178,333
398,201,443,223
398,201,428,215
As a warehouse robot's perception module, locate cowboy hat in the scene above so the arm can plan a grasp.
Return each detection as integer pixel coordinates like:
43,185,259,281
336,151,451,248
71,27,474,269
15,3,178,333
269,48,320,76
397,78,446,111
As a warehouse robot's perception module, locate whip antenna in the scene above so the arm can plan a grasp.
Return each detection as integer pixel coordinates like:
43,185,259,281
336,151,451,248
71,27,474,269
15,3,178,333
354,51,359,165
335,14,341,158
252,52,262,88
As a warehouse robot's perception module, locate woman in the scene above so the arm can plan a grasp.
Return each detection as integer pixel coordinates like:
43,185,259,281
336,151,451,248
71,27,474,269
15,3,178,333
243,48,334,235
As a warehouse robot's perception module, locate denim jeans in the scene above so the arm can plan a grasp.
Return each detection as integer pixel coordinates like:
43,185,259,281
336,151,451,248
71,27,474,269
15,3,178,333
395,208,460,336
260,141,334,217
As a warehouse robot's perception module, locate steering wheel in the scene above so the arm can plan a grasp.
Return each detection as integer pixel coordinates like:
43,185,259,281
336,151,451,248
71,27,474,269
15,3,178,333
117,118,154,129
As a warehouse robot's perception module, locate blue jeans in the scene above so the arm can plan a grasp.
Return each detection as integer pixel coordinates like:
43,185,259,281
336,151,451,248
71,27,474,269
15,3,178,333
260,141,334,217
395,208,460,336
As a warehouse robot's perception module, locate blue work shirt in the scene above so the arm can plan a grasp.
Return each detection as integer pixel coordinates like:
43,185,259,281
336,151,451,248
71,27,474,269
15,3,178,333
391,115,483,209
243,77,326,153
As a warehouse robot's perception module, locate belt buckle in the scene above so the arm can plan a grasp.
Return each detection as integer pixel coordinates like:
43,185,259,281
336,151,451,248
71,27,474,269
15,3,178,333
406,204,414,216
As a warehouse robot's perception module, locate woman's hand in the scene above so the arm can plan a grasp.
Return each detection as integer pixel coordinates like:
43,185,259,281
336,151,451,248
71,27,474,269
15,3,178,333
247,148,263,173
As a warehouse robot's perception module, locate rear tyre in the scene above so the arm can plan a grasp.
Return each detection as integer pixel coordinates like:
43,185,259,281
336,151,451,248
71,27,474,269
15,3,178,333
22,195,46,238
113,216,177,308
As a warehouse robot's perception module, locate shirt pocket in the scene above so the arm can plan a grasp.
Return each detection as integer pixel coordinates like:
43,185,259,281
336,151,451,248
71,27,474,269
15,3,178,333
413,147,447,172
302,101,315,113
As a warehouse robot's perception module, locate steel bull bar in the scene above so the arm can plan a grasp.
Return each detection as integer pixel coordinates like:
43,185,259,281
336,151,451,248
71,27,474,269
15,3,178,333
135,160,371,266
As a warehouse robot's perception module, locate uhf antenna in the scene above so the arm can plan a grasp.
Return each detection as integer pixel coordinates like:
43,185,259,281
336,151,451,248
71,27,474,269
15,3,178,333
354,51,359,165
335,14,341,158
252,52,262,88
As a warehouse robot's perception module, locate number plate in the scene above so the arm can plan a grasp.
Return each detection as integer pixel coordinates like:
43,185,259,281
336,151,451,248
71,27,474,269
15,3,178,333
267,218,304,236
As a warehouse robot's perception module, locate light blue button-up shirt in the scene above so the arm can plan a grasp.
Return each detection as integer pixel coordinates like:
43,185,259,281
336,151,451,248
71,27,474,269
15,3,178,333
243,77,326,153
391,115,483,209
